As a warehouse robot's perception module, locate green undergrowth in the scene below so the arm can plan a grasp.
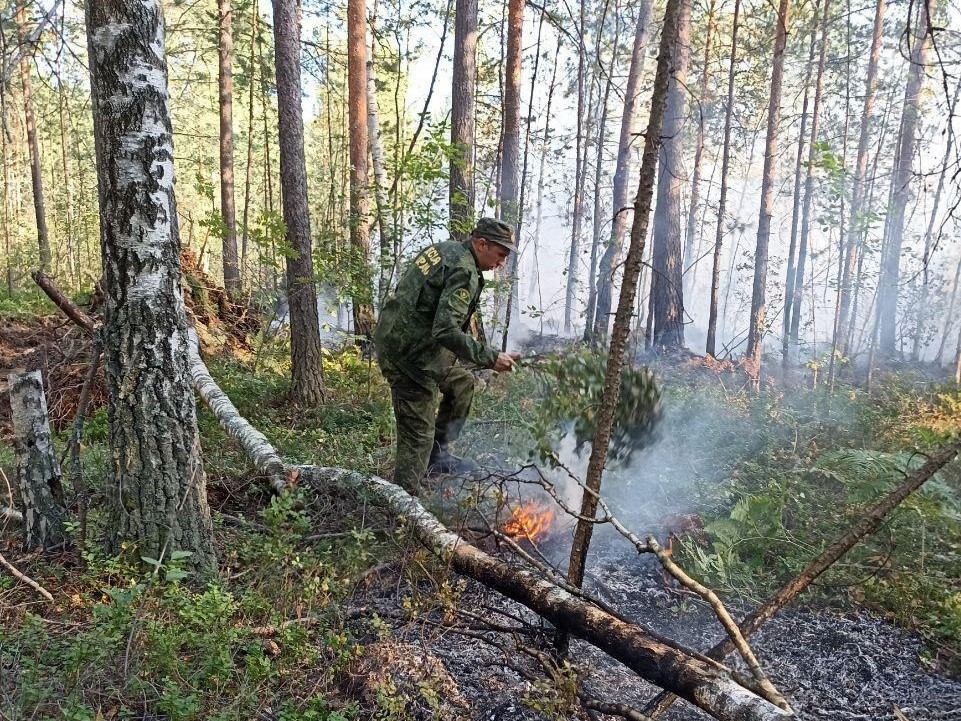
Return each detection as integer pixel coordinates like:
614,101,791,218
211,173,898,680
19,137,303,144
4,342,961,720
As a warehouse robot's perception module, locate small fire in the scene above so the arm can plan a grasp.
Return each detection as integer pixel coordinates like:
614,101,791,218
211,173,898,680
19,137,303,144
502,501,555,542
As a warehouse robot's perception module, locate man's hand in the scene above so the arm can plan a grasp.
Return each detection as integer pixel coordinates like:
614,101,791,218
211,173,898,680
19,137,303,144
493,352,521,372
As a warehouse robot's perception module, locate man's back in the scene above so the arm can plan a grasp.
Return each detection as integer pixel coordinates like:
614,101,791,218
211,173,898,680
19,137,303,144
374,240,491,384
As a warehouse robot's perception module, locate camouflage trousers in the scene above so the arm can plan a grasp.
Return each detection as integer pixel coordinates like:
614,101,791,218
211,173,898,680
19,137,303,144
380,362,475,494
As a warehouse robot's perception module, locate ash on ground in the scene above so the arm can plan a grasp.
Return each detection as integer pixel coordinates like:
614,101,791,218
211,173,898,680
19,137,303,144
349,546,961,720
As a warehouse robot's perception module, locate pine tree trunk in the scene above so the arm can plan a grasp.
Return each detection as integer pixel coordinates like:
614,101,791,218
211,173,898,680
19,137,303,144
9,370,67,551
564,0,589,334
744,0,791,374
912,75,961,361
498,0,524,345
450,0,478,239
878,1,931,357
591,0,653,340
241,6,258,282
271,0,327,404
219,0,241,296
16,2,51,274
786,0,830,359
705,0,741,357
347,0,374,340
681,0,715,296
836,0,884,356
85,0,216,571
780,4,818,365
649,0,692,349
583,4,618,343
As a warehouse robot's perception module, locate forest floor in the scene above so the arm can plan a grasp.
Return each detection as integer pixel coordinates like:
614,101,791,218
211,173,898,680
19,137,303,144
2,299,961,720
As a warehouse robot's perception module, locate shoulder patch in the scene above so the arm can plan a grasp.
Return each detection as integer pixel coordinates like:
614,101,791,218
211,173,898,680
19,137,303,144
454,288,471,305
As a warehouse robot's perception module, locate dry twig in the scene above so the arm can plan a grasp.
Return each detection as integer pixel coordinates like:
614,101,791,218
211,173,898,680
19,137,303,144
0,551,53,602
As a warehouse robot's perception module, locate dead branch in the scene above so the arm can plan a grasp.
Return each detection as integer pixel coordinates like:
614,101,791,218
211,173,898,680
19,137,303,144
0,551,53,602
250,616,324,637
31,271,96,334
644,437,961,717
646,536,789,712
187,336,792,721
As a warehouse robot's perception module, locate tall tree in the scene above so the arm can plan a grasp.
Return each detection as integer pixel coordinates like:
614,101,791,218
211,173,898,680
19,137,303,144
681,0,716,294
499,0,523,345
218,0,241,296
85,0,216,570
780,3,818,365
786,0,831,359
272,0,327,404
649,0,692,349
591,0,653,340
705,0,741,356
564,0,589,333
347,0,374,340
16,2,51,274
836,0,885,355
744,0,791,373
450,0,478,238
912,75,961,360
566,0,682,602
878,0,931,356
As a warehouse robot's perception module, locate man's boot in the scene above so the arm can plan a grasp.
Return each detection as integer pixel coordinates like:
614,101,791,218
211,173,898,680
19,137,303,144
427,442,478,476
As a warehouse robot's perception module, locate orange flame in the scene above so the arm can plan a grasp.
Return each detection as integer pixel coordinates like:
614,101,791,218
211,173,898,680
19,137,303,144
503,501,555,542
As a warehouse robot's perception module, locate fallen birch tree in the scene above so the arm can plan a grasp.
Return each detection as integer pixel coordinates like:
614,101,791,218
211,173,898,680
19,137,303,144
187,334,791,721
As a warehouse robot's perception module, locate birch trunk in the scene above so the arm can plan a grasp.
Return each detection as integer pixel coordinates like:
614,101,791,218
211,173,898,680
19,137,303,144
744,0,791,373
499,0,523,344
271,0,327,404
85,0,216,570
9,370,67,551
367,56,393,303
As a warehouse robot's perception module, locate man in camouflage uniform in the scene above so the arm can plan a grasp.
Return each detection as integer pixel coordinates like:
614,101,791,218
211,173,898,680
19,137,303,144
374,218,520,494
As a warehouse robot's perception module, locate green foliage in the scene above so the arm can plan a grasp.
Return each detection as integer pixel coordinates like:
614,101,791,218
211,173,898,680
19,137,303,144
527,349,662,465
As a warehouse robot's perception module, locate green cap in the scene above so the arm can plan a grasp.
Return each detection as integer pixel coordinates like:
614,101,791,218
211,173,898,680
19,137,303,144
472,217,517,252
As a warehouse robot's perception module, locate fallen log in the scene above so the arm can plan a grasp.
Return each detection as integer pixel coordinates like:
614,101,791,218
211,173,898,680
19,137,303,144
189,337,791,721
643,436,961,717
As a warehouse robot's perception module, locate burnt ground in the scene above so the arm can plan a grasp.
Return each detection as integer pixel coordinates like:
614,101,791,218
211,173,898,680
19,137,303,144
348,541,961,721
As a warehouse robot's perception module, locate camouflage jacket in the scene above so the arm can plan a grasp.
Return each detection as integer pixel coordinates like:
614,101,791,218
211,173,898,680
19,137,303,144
374,240,497,385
